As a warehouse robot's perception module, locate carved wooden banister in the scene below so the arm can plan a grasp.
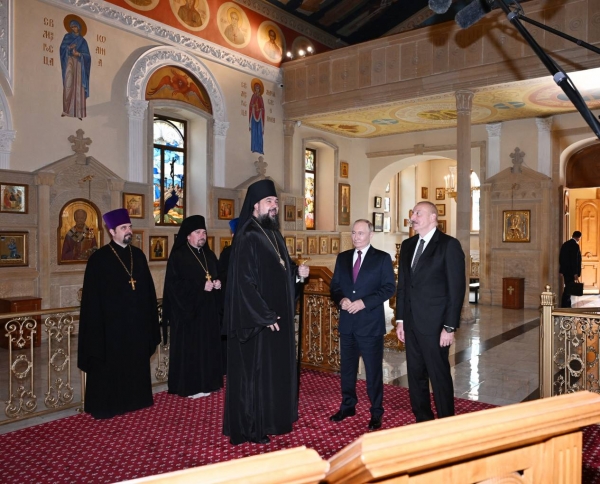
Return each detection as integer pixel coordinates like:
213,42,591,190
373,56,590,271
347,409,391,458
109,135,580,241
301,266,340,372
324,391,600,483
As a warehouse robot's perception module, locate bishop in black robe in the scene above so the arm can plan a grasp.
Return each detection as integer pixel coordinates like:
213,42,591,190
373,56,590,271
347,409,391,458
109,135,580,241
78,208,160,419
223,180,309,445
162,215,223,397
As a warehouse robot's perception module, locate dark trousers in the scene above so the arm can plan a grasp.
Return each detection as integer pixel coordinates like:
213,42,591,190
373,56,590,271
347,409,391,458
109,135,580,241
405,322,454,422
561,274,575,308
339,332,384,418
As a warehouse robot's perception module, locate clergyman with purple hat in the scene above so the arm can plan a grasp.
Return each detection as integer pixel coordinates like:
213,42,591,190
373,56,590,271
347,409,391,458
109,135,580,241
78,208,160,419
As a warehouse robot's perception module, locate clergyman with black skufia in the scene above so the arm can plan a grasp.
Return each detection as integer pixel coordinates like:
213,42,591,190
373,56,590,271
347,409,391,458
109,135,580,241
162,215,223,398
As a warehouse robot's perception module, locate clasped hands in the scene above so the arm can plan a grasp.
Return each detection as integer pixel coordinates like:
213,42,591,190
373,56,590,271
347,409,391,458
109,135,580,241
340,297,365,314
204,279,222,291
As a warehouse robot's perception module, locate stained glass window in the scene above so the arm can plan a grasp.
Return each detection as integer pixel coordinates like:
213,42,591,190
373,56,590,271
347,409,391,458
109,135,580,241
153,116,186,225
304,148,316,230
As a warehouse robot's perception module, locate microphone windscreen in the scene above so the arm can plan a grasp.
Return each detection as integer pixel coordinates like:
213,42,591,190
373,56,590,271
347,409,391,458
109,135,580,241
429,0,452,14
455,0,494,29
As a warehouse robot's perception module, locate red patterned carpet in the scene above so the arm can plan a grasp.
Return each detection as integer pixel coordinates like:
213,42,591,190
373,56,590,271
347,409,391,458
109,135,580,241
1,370,599,483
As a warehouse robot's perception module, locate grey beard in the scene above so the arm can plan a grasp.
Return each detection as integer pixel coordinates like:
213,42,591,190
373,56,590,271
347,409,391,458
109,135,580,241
257,212,280,231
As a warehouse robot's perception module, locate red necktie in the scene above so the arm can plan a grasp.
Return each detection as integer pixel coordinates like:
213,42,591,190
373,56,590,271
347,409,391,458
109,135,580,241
353,250,362,283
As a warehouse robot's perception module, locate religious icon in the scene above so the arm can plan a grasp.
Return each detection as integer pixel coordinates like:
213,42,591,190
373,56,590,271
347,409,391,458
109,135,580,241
503,210,531,243
259,22,284,63
249,78,265,155
218,3,249,47
218,199,235,220
124,193,144,218
0,232,28,267
149,236,169,261
284,205,295,221
58,199,102,264
171,0,208,30
60,15,91,119
1,184,28,214
338,183,351,226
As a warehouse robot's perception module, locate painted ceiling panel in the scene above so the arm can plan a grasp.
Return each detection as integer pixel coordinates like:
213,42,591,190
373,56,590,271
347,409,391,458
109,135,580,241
300,76,600,138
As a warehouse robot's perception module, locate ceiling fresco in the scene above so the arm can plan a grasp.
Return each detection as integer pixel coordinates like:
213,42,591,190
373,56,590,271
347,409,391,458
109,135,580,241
300,75,600,138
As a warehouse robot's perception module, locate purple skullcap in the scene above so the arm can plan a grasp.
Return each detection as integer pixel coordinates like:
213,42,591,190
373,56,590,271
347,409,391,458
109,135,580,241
103,208,131,230
229,218,239,235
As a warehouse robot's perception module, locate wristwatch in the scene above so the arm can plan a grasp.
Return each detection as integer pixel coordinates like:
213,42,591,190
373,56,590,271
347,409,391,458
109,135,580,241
444,326,455,333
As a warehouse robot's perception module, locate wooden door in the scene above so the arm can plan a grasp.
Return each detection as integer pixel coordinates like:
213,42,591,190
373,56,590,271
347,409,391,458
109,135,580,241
577,199,600,289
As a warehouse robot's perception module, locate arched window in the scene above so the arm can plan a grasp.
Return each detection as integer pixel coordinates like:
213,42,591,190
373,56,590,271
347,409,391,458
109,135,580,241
153,115,187,225
304,148,316,230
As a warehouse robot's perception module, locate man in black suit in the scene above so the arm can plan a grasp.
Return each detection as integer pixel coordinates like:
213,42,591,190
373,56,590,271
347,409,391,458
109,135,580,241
396,201,465,422
330,219,396,430
559,230,582,308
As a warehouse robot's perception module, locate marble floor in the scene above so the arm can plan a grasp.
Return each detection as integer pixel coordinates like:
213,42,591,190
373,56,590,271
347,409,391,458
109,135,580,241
0,303,539,435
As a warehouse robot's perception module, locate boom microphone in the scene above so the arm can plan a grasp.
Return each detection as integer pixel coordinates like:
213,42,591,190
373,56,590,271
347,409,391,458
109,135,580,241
455,0,496,29
429,0,452,15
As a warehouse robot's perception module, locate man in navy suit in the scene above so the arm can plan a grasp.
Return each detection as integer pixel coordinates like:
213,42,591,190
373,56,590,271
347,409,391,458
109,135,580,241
330,219,396,430
559,231,582,307
396,201,465,422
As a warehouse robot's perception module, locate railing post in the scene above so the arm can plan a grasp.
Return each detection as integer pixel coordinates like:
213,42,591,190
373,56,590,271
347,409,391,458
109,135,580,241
540,285,555,398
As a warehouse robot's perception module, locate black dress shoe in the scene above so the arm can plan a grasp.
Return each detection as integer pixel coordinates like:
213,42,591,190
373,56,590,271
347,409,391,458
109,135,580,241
251,436,270,444
330,408,356,422
368,416,382,430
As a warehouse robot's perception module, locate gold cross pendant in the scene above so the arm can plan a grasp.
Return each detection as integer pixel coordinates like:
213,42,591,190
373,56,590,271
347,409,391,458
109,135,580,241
129,278,136,290
206,273,212,281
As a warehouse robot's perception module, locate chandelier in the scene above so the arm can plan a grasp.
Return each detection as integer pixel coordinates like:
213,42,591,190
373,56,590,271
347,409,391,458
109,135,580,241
444,166,480,200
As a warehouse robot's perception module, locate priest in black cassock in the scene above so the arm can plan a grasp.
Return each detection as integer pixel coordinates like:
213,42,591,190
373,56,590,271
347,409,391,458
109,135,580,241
162,215,223,397
78,208,160,419
223,179,310,445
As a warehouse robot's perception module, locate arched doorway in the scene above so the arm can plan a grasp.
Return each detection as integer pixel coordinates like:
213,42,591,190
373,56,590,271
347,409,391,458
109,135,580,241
564,140,600,291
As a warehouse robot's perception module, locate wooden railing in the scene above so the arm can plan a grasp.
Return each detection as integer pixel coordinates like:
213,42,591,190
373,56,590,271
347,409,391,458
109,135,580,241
126,391,600,483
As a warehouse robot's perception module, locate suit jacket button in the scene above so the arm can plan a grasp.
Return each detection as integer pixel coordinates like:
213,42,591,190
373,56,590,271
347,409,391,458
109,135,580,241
352,290,356,294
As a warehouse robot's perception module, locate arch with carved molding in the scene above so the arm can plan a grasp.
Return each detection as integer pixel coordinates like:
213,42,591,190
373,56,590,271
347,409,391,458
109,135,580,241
0,83,15,169
126,46,229,184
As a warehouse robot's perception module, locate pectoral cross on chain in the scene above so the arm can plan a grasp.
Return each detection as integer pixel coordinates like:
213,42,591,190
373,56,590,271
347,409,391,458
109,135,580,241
129,278,136,290
205,272,212,281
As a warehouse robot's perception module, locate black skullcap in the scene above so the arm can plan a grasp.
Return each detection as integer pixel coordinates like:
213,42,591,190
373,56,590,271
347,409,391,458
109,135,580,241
237,179,277,229
172,215,207,251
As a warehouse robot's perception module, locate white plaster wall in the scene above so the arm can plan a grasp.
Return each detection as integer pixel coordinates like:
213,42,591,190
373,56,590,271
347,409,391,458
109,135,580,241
12,0,285,188
13,1,155,177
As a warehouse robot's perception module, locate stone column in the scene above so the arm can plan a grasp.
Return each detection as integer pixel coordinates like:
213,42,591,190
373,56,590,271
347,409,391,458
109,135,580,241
485,122,501,178
456,90,475,323
35,172,56,308
108,179,125,210
213,120,229,187
283,120,296,193
126,99,148,184
536,117,553,178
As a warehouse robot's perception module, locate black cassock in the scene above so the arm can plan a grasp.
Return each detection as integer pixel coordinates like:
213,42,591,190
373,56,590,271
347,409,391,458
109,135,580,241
78,241,160,419
223,220,298,444
162,245,223,396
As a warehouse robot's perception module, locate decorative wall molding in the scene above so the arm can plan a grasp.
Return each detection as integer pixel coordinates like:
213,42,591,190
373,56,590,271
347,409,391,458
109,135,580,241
40,0,281,83
0,0,13,94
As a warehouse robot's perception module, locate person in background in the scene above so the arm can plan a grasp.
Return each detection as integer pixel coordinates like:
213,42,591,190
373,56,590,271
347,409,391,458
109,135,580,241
396,201,465,423
223,180,309,445
162,215,223,398
559,230,582,308
217,217,239,375
78,208,160,419
329,219,396,431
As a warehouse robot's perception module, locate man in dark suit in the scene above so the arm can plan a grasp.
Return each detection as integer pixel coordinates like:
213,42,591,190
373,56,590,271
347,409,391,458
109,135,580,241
396,201,465,422
559,230,582,307
330,219,396,430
